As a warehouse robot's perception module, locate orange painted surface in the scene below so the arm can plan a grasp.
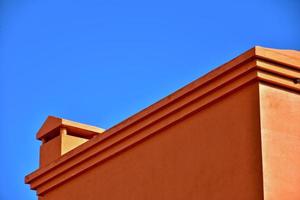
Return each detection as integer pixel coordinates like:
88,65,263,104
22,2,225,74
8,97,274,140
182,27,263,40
260,83,300,200
25,46,300,200
41,83,263,200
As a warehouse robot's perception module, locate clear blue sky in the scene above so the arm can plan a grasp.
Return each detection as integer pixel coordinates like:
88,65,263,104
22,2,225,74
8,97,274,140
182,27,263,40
0,0,299,199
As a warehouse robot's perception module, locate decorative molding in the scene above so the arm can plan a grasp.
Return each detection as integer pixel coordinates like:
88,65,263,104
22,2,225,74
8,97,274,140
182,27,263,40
25,47,300,195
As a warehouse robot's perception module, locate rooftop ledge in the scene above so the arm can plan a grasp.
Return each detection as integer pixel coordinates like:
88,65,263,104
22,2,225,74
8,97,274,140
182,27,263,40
25,46,300,195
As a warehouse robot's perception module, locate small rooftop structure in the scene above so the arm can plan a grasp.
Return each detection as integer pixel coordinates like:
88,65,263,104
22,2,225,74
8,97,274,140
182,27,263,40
37,116,104,142
36,116,104,166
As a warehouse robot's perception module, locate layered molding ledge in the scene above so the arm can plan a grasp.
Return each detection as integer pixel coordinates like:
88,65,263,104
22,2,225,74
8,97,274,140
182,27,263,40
25,46,300,195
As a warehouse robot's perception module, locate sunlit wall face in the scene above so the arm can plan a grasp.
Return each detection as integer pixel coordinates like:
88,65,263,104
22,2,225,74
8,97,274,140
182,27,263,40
1,0,299,199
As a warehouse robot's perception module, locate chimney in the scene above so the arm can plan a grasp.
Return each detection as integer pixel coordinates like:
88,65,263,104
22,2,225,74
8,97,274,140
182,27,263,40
36,116,104,167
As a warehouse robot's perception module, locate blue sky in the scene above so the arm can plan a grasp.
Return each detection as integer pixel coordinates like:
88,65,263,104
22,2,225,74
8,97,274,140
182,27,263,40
0,0,299,199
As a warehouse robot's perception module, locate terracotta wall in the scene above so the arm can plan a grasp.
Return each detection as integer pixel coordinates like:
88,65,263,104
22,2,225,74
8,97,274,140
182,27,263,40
260,83,300,200
40,82,264,200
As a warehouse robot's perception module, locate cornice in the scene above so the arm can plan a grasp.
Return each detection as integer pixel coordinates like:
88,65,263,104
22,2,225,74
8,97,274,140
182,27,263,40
25,47,300,195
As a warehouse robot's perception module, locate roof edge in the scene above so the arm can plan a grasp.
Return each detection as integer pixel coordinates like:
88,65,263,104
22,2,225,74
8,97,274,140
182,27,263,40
254,46,300,70
25,46,300,195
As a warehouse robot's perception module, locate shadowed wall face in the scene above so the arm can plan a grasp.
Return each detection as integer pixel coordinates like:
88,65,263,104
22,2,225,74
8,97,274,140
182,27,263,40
41,83,263,200
260,83,300,200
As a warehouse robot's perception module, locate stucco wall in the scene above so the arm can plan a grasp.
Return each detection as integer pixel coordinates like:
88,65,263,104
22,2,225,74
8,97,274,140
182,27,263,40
41,82,263,200
260,83,300,200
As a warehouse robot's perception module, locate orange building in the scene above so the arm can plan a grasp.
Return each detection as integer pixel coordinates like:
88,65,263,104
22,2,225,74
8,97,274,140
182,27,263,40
25,46,300,200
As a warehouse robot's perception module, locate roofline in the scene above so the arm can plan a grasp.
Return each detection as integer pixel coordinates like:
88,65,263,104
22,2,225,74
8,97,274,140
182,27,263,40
25,46,300,195
255,46,300,70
